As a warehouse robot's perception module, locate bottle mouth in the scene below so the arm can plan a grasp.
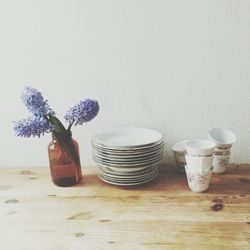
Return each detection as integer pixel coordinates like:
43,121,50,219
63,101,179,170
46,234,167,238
52,130,72,137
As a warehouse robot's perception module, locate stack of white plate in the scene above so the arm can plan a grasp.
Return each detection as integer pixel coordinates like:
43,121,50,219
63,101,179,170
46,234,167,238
92,127,164,186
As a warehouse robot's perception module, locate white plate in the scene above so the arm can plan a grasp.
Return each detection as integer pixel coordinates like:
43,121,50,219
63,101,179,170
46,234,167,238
100,164,157,175
98,170,158,186
100,166,158,179
92,127,162,149
93,142,164,156
93,151,164,163
99,171,157,182
93,154,164,167
99,164,151,173
92,140,163,151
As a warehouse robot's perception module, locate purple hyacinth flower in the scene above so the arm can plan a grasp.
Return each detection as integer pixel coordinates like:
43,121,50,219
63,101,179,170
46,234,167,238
21,86,55,118
13,117,52,138
64,99,99,126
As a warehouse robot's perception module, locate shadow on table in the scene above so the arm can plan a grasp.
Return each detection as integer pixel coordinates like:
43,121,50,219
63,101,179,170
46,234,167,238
206,164,249,195
77,164,187,190
76,164,250,195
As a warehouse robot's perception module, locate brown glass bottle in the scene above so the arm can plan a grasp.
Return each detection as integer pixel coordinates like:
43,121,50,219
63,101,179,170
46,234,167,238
48,136,82,187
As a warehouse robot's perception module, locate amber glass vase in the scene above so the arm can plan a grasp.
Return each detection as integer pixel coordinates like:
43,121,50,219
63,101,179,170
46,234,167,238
48,135,82,187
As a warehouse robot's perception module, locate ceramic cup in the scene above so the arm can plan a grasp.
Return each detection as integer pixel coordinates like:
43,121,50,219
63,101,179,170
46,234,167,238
185,165,212,193
185,154,213,174
212,150,231,174
212,154,231,174
208,127,236,149
185,139,216,157
172,140,187,173
208,128,236,174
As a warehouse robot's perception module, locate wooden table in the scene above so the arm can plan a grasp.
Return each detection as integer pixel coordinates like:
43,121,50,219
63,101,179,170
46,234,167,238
0,165,249,250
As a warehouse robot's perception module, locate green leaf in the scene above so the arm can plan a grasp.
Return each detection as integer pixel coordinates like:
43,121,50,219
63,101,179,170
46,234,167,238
48,114,80,165
48,114,67,133
53,131,80,165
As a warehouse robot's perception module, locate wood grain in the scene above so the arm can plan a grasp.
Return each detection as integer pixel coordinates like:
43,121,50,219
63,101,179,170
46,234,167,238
0,165,249,250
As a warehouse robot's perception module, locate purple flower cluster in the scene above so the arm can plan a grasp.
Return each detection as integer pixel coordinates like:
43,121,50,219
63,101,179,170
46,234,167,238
64,99,99,126
13,87,54,137
21,86,55,118
13,86,100,138
13,117,52,138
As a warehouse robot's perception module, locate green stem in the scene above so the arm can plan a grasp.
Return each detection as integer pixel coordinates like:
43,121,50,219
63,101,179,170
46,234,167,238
67,121,74,131
48,114,80,165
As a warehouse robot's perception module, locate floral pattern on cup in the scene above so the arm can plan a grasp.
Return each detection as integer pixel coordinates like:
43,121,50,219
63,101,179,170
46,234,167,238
213,155,230,174
186,153,213,157
214,149,230,156
185,167,212,192
217,145,232,150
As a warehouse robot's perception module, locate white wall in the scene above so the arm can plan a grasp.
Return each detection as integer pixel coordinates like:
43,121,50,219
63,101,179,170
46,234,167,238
1,0,249,167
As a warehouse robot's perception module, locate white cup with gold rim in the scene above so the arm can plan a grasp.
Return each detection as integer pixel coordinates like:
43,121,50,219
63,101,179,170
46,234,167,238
185,139,216,157
208,127,235,174
208,127,236,149
172,140,187,173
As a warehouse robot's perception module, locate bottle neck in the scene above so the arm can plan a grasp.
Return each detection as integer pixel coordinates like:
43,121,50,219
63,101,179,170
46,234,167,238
52,130,72,139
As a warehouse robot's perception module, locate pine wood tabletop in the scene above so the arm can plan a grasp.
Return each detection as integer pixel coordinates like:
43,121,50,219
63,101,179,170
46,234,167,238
0,165,249,250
